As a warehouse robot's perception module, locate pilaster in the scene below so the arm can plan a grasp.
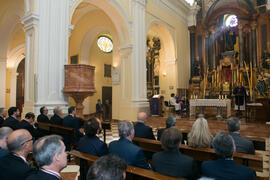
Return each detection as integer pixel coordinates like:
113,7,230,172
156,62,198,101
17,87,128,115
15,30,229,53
131,0,148,108
0,59,6,107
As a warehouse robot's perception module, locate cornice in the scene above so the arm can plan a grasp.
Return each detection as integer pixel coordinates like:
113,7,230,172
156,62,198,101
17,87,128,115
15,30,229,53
150,0,192,25
21,13,39,31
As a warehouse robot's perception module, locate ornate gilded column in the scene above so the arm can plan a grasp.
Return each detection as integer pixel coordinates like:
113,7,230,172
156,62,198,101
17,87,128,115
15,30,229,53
189,26,196,79
238,24,244,68
251,23,258,68
248,28,253,65
210,28,216,70
204,32,209,72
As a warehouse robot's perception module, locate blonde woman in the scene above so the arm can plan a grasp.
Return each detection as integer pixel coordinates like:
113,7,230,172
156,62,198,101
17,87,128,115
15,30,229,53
188,118,213,148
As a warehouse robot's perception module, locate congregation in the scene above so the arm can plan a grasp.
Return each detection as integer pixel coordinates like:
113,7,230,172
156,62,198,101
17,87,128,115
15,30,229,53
0,106,257,180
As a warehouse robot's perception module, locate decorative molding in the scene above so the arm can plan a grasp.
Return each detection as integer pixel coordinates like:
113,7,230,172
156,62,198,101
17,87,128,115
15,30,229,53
150,0,192,25
118,44,133,56
21,13,39,31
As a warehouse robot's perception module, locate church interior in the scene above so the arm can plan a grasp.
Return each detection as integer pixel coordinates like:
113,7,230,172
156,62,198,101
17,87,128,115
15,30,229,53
0,0,270,179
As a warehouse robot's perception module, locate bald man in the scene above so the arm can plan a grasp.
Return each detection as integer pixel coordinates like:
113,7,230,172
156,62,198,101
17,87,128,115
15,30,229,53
0,129,36,180
134,112,155,140
0,127,13,161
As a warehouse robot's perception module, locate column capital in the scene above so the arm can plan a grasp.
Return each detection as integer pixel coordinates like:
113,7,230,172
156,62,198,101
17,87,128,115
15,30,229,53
118,44,133,57
134,0,146,6
188,26,196,33
238,24,243,30
21,13,39,31
251,23,257,30
203,31,209,38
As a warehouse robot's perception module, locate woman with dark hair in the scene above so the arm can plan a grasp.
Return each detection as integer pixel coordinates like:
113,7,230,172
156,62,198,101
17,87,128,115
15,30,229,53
78,117,108,156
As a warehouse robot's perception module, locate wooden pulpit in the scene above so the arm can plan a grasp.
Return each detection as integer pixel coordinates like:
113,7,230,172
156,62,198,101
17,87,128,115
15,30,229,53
62,64,96,119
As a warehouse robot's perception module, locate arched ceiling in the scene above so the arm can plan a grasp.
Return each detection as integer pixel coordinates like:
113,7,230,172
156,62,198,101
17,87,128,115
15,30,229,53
204,0,256,25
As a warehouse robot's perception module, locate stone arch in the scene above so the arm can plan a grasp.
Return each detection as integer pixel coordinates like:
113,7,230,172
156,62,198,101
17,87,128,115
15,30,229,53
0,2,24,58
70,0,130,45
7,44,26,107
147,20,176,60
146,20,177,99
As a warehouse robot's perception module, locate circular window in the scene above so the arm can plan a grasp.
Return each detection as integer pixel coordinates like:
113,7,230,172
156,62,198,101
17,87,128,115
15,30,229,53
225,15,238,28
97,36,113,53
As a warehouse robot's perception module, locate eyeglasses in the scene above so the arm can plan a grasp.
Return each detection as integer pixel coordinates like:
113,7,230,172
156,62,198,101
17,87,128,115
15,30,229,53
20,138,34,146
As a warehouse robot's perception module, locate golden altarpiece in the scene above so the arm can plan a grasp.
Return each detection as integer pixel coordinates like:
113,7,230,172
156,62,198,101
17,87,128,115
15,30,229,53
189,0,270,103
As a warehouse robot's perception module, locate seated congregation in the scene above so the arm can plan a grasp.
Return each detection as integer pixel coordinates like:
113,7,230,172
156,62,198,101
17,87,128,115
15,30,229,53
0,106,259,180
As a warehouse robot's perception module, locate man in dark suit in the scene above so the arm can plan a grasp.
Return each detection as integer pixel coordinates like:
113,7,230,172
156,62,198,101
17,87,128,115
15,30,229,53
50,106,63,125
78,117,108,156
37,106,50,123
19,112,44,139
0,129,36,180
157,116,176,141
134,112,155,159
0,108,7,126
134,112,155,140
109,121,150,169
226,117,255,154
26,135,67,180
2,106,20,130
202,131,255,180
87,154,127,180
0,127,13,162
63,106,83,150
152,127,199,179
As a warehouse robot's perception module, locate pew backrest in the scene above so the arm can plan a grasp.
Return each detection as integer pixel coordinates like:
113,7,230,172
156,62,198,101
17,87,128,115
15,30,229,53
69,150,184,180
37,122,76,137
132,137,263,172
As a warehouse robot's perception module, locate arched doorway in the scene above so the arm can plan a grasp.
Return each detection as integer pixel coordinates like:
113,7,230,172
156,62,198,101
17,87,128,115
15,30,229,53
16,58,25,112
69,0,129,119
146,22,177,100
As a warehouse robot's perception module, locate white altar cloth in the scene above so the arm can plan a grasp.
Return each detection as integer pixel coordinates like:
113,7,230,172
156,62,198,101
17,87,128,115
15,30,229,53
189,99,231,118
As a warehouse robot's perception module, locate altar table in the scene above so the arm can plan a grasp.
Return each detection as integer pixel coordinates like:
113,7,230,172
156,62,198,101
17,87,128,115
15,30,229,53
189,99,231,118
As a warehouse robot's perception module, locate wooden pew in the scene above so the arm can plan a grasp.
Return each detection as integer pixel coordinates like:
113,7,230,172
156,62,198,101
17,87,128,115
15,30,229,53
132,137,263,172
69,150,184,180
37,122,76,137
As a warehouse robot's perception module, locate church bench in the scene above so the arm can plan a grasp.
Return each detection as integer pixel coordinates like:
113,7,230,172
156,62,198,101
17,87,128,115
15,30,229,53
132,137,263,172
69,150,184,180
37,122,76,137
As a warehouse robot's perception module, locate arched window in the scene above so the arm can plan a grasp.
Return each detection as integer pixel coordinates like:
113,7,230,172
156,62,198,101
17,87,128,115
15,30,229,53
225,15,238,28
97,35,113,53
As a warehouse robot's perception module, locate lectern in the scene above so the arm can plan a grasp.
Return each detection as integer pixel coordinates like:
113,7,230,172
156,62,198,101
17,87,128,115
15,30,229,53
62,64,96,119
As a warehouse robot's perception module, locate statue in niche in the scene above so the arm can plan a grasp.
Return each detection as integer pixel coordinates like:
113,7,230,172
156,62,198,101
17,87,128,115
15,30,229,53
193,56,201,77
256,74,268,97
152,37,161,77
224,28,236,51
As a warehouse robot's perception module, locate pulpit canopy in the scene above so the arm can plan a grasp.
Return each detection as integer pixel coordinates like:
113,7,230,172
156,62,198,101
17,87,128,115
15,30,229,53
62,64,96,94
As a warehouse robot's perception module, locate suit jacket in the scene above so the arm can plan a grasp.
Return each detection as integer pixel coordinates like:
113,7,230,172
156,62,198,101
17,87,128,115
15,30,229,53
134,122,155,140
0,153,36,180
0,147,8,162
19,120,44,139
26,170,60,180
50,114,63,125
78,135,108,157
2,116,19,130
157,128,166,141
63,115,83,138
152,150,199,180
37,114,51,123
109,138,150,169
230,132,255,154
0,116,4,126
202,159,255,180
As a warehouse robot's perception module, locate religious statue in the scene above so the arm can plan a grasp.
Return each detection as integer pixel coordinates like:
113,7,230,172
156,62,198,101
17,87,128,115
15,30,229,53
224,28,236,51
256,75,268,97
193,56,201,77
152,37,161,77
